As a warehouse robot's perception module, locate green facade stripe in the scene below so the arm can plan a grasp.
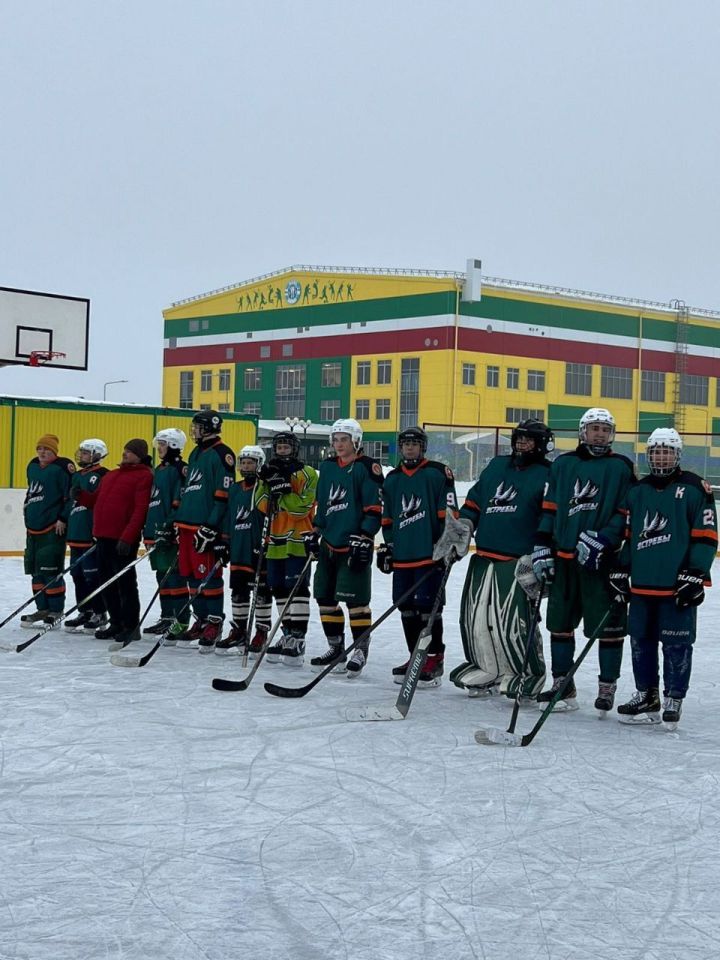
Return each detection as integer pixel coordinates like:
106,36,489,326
547,404,591,430
234,357,350,423
638,412,674,434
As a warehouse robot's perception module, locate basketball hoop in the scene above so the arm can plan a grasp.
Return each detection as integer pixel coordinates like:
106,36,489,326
28,350,67,367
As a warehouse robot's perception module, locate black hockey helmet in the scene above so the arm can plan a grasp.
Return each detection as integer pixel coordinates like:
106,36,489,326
398,425,428,466
511,419,554,463
272,431,300,459
190,409,222,442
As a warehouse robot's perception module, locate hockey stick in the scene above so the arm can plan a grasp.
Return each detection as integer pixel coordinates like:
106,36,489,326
0,546,157,654
474,605,613,747
110,558,223,667
0,544,97,632
346,552,458,722
240,496,275,667
115,558,179,649
506,571,546,735
212,553,313,692
263,565,439,699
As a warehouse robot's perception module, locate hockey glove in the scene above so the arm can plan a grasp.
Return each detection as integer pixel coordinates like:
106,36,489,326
675,569,705,608
303,531,321,560
531,545,555,584
515,555,543,599
432,514,474,562
576,530,611,571
266,472,292,498
213,540,230,565
193,525,219,554
116,539,134,558
348,533,374,571
608,569,631,604
376,543,394,575
154,522,177,545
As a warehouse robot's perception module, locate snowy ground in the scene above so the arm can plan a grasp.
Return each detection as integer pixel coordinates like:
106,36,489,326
1,555,719,960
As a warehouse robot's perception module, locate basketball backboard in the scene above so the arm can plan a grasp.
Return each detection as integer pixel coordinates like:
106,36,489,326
0,286,89,370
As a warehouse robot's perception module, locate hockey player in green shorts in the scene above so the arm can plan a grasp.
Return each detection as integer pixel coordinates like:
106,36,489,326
306,418,383,678
532,408,635,712
450,419,553,699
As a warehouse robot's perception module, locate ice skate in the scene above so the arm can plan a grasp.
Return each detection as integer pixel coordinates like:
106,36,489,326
64,613,89,632
617,688,661,725
662,696,683,730
248,626,268,660
281,633,306,666
83,612,107,634
143,617,173,636
20,610,48,629
164,620,188,647
418,653,444,689
310,641,347,674
198,616,223,654
175,620,203,651
536,675,578,712
214,625,247,656
595,680,617,715
392,659,410,685
346,642,368,679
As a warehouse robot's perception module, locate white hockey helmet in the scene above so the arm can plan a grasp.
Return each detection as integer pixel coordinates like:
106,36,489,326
330,418,363,451
238,444,266,468
77,438,108,462
579,407,616,455
646,427,682,476
153,428,187,451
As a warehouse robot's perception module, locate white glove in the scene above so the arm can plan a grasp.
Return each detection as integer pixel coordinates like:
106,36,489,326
432,513,474,562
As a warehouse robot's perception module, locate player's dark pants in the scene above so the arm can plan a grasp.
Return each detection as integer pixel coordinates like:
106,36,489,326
313,543,372,645
69,544,105,616
629,595,696,699
148,541,188,620
392,565,445,657
24,530,66,613
95,537,140,629
266,555,311,638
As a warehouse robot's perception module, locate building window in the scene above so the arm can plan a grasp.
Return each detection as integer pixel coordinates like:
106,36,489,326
357,361,371,385
377,359,392,384
462,363,476,386
199,403,211,411
225,347,234,360
200,370,212,392
376,398,391,421
218,402,230,413
274,364,306,418
565,362,592,396
364,440,390,463
189,320,200,332
356,399,370,420
320,400,341,420
321,362,342,388
400,358,420,429
486,365,499,388
243,402,262,415
179,371,193,409
260,345,271,359
679,374,709,406
528,369,546,391
218,369,231,392
601,366,633,400
642,370,666,403
244,367,262,391
506,407,544,423
507,367,520,390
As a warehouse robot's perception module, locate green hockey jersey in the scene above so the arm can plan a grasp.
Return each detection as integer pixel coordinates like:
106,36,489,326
314,454,383,551
382,459,457,567
174,439,236,531
144,459,187,543
460,455,551,560
24,457,75,533
224,479,265,572
536,446,635,557
67,464,108,547
623,470,718,595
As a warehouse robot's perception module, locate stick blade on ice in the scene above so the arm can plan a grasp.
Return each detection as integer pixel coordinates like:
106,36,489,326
110,653,143,668
345,705,404,722
474,726,524,747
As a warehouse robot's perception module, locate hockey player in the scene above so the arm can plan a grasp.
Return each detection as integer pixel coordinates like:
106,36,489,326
256,431,318,666
21,434,74,627
616,428,717,728
214,444,273,657
142,428,189,643
532,408,635,712
64,439,109,633
379,425,458,687
449,419,553,699
306,418,383,677
172,411,236,652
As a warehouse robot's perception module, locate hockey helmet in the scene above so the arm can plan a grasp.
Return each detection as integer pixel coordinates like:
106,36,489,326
238,444,266,469
398,425,428,466
190,410,222,442
511,419,555,462
272,431,300,459
646,427,682,476
330,418,363,451
153,428,187,452
76,438,108,464
579,407,615,455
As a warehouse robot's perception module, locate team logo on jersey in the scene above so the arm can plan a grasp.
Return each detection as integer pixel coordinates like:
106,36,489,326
184,468,203,494
568,479,600,517
26,480,44,505
637,510,671,550
225,453,235,468
148,484,162,510
486,482,518,514
234,505,253,531
325,482,349,516
399,492,426,529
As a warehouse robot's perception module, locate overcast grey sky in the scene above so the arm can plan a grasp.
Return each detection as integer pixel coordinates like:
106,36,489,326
1,0,719,404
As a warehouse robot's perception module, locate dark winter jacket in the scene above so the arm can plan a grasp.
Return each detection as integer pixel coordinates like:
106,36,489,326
77,461,153,545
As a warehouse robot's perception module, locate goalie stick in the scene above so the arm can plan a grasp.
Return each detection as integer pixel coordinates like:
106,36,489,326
263,565,438,699
474,605,612,747
212,553,314,692
504,565,546,735
345,552,457,722
0,547,157,654
0,544,98,633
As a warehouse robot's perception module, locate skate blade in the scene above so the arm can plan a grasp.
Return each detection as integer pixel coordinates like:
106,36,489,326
538,698,579,713
617,712,662,726
345,705,404,722
474,727,523,747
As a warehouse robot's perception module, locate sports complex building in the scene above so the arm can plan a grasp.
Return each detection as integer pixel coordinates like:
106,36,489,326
162,262,720,479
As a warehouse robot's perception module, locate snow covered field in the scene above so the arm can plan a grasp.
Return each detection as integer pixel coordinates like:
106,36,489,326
1,554,719,960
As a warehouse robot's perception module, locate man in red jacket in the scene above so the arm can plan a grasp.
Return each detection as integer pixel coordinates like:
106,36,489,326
76,438,153,646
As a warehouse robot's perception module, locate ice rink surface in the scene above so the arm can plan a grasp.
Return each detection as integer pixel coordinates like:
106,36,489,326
1,554,719,960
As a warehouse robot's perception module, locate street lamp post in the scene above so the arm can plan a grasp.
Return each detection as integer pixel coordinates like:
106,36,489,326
103,379,128,401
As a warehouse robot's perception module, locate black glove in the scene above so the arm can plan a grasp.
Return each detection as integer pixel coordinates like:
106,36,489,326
303,531,321,559
348,534,374,571
266,472,292,498
213,541,230,565
376,543,393,575
193,525,219,553
154,522,177,545
72,487,82,501
116,540,133,558
608,570,631,604
675,569,705,608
